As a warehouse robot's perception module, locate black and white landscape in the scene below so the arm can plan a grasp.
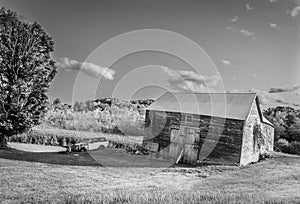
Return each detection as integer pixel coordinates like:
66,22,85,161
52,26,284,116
0,0,300,203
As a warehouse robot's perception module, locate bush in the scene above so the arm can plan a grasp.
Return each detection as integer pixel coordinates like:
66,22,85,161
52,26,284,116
9,126,144,149
9,128,83,146
277,138,289,146
276,139,300,155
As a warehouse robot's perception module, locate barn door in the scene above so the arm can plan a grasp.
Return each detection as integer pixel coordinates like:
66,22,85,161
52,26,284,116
169,128,184,158
182,127,200,164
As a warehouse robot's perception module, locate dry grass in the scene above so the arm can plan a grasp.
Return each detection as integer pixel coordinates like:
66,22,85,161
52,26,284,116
0,152,299,203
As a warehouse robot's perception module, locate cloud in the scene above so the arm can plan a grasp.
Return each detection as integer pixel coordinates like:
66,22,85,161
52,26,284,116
240,29,254,37
270,0,277,2
269,23,280,30
246,3,253,10
229,16,241,22
227,88,294,106
222,59,234,68
290,6,300,17
161,66,221,93
228,27,255,38
268,84,300,93
56,57,115,80
296,93,300,96
226,26,237,32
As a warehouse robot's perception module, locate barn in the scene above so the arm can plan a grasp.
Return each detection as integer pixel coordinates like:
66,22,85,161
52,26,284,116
142,92,274,166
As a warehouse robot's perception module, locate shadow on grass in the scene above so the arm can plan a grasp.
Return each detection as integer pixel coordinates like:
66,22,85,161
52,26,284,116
0,148,174,167
0,149,102,166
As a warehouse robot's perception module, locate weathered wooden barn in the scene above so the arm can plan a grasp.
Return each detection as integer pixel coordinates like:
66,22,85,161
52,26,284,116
143,92,274,166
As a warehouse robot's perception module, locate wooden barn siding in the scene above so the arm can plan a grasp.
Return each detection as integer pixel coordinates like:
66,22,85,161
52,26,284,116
240,100,274,166
144,110,244,164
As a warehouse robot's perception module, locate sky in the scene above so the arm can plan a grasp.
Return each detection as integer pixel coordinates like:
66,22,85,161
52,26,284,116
1,0,300,109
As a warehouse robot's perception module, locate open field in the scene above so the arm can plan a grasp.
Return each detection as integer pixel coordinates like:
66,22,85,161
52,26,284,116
0,151,299,203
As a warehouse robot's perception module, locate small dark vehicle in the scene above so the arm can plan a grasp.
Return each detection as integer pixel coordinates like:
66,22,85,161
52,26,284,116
66,137,109,153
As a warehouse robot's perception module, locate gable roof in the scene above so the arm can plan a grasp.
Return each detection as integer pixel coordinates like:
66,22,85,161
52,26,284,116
253,97,274,127
147,92,258,120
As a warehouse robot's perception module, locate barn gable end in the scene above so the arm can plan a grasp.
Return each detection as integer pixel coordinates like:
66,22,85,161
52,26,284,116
240,97,274,166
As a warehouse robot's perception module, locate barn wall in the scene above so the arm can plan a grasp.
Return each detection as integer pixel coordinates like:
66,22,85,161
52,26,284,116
143,110,180,159
261,123,274,152
197,115,244,165
240,100,274,166
143,110,244,165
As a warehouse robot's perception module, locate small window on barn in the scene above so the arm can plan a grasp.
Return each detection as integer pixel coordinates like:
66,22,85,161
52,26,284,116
181,115,186,122
187,115,192,122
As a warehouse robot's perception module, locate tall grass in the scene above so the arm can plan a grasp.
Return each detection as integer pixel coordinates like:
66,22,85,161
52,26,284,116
41,191,300,204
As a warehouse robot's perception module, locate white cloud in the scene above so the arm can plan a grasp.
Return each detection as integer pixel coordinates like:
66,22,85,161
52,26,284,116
269,23,280,30
268,84,300,93
229,16,241,22
228,27,255,39
240,29,254,37
227,88,294,106
161,66,221,93
222,59,234,67
226,26,237,32
56,57,115,80
270,0,277,2
246,3,253,10
290,6,300,17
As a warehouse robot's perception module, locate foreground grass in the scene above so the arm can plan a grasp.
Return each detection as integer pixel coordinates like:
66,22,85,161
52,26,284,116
0,152,299,203
61,191,299,204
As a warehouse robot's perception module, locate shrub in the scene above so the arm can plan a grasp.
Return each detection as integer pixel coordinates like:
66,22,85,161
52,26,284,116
276,139,300,155
9,128,83,146
277,138,289,146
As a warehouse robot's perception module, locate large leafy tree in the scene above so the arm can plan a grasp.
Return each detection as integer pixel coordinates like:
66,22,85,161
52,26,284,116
0,7,57,147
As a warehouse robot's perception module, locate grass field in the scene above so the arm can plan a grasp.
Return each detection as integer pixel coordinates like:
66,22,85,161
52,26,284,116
0,150,299,203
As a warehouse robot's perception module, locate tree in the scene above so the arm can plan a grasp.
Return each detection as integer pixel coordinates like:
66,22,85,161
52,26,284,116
52,98,62,111
287,119,300,142
0,8,57,147
52,98,61,106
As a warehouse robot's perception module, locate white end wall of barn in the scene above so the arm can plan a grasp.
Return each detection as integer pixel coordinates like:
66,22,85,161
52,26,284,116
239,100,274,166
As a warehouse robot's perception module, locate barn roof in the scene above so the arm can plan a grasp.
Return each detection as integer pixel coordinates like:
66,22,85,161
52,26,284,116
147,92,258,121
